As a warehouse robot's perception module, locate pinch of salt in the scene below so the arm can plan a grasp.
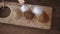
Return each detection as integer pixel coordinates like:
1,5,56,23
32,6,43,16
20,5,29,12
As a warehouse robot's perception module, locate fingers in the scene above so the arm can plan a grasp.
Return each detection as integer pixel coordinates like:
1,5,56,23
18,0,25,5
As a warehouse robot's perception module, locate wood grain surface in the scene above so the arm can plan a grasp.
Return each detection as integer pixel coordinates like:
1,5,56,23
0,2,52,29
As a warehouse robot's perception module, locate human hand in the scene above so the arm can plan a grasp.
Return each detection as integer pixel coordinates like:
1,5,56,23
18,0,25,5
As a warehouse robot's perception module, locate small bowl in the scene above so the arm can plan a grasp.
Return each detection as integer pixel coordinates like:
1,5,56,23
0,6,11,18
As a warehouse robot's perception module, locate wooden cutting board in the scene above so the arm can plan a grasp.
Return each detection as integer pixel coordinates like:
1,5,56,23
0,2,52,29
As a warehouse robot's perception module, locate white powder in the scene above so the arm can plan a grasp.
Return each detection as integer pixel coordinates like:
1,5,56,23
20,5,43,16
32,6,43,16
20,5,29,12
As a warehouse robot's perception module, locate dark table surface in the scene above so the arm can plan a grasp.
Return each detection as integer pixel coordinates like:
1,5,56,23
0,0,60,34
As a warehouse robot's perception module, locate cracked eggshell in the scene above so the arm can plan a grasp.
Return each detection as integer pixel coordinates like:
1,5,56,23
32,6,43,16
